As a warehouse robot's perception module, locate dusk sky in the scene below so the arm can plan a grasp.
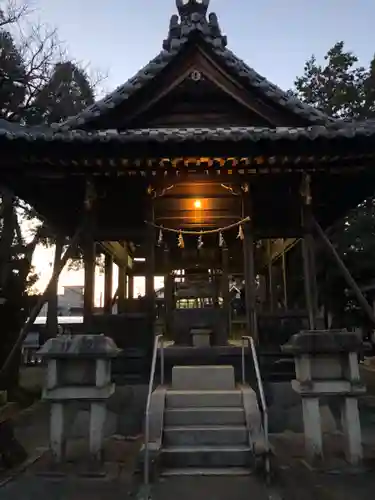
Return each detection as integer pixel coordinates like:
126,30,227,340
28,0,373,297
31,0,374,94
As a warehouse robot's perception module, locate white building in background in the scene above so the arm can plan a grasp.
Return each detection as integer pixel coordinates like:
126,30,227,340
39,285,84,317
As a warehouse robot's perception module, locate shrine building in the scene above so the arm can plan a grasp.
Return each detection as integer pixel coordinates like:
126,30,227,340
1,0,375,381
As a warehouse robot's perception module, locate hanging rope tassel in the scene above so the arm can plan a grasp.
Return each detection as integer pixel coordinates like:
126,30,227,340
237,224,244,240
219,231,225,248
157,228,163,246
178,231,184,248
144,216,249,236
197,234,203,249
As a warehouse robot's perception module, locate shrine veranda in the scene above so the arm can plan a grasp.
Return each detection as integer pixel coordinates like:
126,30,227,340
1,0,375,382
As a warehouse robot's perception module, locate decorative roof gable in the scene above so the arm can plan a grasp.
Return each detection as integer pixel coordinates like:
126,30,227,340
60,0,335,130
163,0,227,52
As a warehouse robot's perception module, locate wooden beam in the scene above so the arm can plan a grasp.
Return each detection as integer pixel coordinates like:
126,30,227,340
196,49,291,126
312,217,375,326
258,238,299,269
119,45,297,128
101,241,129,267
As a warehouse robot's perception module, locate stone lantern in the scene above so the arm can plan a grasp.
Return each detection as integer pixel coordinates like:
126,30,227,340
282,330,365,465
38,334,121,463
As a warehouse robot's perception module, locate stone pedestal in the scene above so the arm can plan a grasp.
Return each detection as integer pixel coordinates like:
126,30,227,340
38,334,121,463
282,330,365,465
190,328,212,347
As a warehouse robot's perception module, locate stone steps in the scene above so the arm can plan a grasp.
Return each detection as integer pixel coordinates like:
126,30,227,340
166,390,242,408
161,445,253,468
164,425,248,446
156,365,258,475
164,407,246,426
160,467,252,477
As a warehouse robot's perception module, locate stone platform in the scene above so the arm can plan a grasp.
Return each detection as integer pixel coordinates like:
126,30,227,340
111,343,294,385
155,345,294,385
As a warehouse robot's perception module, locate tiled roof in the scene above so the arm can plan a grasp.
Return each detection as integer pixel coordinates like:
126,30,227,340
59,2,336,130
1,124,375,144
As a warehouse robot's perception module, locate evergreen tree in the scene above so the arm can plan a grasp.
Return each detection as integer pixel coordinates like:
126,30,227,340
0,31,26,119
293,41,375,324
27,61,94,125
0,10,97,393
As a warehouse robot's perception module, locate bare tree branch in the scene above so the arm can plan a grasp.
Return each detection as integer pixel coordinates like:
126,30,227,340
0,0,32,29
80,62,109,98
7,21,65,118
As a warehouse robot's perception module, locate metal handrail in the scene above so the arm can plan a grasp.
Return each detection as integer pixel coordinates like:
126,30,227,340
241,335,270,477
144,334,165,493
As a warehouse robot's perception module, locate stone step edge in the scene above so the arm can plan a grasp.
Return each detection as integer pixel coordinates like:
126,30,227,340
166,390,242,394
162,445,252,453
165,407,244,412
160,467,253,477
164,425,247,431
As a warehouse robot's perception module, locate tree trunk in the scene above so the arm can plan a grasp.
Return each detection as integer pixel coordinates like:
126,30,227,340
0,192,21,393
46,236,64,338
0,190,15,288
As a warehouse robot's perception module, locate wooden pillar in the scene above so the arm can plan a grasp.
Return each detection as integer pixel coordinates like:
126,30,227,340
103,252,113,314
242,189,257,341
243,224,257,340
83,238,96,329
282,239,288,310
47,236,64,335
308,231,318,317
128,273,134,299
117,263,126,313
145,204,155,317
83,178,97,330
212,269,220,308
301,174,318,329
267,240,274,312
164,247,173,336
221,247,230,337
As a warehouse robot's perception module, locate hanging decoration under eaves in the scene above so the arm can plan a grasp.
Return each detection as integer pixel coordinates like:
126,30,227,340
197,234,203,249
237,224,244,241
177,232,184,248
146,216,250,249
219,231,225,248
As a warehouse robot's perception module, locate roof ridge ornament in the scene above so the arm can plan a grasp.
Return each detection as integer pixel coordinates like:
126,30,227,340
176,0,210,18
164,0,227,51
